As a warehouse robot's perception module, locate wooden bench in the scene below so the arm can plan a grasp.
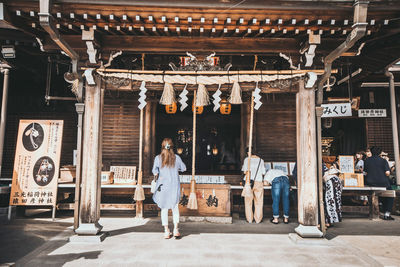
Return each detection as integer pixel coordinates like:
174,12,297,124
57,183,153,211
342,186,387,220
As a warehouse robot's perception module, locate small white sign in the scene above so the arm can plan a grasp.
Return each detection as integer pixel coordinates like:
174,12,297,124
321,103,352,118
339,155,355,174
358,109,386,118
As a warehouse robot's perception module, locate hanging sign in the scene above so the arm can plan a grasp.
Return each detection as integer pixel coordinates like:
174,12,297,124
321,103,352,118
358,109,386,118
10,120,63,207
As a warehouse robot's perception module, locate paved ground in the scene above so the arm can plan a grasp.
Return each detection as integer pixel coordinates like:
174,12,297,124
1,211,400,267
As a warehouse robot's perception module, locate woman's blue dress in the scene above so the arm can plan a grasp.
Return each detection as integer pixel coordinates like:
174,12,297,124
152,154,186,209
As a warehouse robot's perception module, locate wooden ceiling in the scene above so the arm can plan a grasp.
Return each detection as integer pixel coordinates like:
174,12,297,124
1,0,400,83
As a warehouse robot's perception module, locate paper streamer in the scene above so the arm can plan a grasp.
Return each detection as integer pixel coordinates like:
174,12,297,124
138,81,147,110
179,84,189,111
212,84,222,112
253,82,262,110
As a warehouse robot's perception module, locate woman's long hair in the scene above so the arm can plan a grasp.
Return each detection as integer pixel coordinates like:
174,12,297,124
161,138,176,168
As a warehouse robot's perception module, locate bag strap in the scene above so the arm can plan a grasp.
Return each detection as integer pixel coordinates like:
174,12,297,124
253,158,261,182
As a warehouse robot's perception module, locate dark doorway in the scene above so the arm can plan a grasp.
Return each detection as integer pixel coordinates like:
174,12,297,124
322,118,367,156
156,98,241,174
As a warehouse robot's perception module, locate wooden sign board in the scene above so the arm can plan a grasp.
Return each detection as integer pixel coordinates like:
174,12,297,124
10,120,63,206
110,166,136,184
338,156,354,173
179,184,231,217
101,171,114,185
342,173,364,187
272,162,289,175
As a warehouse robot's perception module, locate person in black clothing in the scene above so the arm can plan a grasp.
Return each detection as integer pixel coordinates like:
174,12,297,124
364,146,394,220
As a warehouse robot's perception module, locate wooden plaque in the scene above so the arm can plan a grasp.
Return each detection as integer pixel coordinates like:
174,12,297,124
179,184,231,217
110,166,136,184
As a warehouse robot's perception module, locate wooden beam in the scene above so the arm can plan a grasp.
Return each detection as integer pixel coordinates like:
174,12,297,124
43,35,344,54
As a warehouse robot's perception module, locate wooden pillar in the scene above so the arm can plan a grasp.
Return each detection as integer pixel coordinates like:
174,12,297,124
370,191,379,220
295,80,322,237
143,102,152,178
386,71,400,185
75,76,103,235
73,102,84,230
151,101,157,164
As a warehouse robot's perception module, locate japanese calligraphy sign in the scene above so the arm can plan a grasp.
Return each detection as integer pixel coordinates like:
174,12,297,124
179,184,230,217
10,120,63,206
110,166,136,184
338,155,355,174
358,109,387,118
321,103,352,118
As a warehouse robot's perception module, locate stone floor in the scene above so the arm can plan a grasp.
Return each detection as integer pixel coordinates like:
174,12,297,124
1,210,400,266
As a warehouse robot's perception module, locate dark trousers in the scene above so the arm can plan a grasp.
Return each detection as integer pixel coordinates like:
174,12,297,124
380,197,394,213
380,185,394,213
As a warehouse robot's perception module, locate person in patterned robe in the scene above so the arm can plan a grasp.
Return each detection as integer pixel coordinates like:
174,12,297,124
323,167,343,227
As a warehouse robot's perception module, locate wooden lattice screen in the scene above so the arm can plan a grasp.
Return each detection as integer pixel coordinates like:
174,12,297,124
255,93,297,162
102,91,140,171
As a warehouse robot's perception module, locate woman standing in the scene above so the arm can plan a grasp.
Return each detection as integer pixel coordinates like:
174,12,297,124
355,151,366,173
152,138,186,239
323,167,343,227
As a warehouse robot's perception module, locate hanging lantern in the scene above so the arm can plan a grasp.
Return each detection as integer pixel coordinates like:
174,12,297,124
165,102,177,114
212,146,218,155
177,147,184,154
220,99,231,115
192,101,203,114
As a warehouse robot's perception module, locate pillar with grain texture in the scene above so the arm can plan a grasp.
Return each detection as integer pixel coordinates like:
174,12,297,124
295,80,322,237
75,77,103,235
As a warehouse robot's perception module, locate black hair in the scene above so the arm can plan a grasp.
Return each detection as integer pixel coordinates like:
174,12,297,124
370,146,382,156
245,146,255,154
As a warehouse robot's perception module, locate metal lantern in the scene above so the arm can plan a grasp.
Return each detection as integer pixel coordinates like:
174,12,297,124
165,102,177,114
192,101,204,114
219,99,231,115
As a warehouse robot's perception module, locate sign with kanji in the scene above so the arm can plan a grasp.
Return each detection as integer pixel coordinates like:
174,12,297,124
321,103,352,118
358,109,387,118
339,155,355,174
10,120,63,206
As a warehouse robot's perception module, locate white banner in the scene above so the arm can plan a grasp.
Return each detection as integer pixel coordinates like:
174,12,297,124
10,120,63,206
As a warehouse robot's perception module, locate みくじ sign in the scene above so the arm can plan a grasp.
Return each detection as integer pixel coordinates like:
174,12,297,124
321,103,352,118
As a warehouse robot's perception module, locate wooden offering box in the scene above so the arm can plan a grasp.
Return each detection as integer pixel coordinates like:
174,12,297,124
179,184,231,217
340,173,364,187
59,165,76,183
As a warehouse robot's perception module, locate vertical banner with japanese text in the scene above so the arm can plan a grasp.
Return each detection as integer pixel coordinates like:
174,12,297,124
9,120,64,206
